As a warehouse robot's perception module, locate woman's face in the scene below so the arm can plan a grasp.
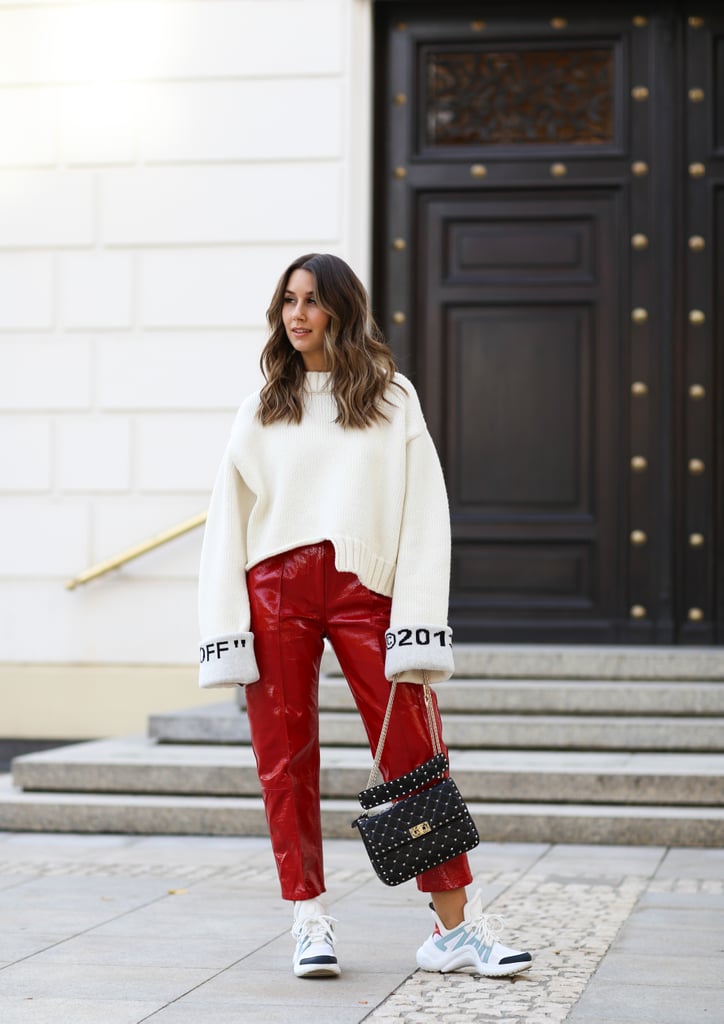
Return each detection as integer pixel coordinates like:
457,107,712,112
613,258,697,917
282,268,330,371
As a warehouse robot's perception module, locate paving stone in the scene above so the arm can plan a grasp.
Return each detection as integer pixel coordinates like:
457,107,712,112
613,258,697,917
2,831,134,854
0,997,161,1024
635,889,724,910
0,961,213,1002
94,904,281,942
0,875,27,893
0,932,74,962
0,906,143,936
611,919,724,958
648,875,724,895
654,846,724,880
25,933,258,970
525,843,666,877
566,980,721,1022
171,966,412,1008
590,950,722,987
148,1003,376,1024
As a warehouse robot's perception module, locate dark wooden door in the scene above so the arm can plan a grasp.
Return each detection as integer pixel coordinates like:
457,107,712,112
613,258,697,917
374,2,723,644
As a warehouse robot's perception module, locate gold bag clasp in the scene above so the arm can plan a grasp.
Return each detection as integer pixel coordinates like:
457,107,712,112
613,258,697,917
409,821,432,839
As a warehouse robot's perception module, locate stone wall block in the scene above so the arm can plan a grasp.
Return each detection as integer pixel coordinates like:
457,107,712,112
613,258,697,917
0,170,93,247
96,335,263,410
135,413,233,492
61,252,133,329
57,416,132,492
0,417,52,491
0,253,54,329
101,164,340,246
0,499,90,576
0,339,92,410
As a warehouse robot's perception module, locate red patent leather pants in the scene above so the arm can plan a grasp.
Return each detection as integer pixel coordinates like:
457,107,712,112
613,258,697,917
245,541,473,901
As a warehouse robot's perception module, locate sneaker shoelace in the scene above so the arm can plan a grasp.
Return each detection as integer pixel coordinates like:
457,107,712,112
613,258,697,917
292,914,337,945
465,911,505,948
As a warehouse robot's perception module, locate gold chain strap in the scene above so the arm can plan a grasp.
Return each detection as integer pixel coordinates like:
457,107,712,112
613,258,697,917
423,675,443,756
366,672,441,790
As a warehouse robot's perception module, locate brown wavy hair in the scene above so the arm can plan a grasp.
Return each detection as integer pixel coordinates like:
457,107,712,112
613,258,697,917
257,253,401,428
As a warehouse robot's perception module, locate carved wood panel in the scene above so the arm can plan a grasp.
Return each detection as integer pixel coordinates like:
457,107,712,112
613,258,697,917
425,46,615,146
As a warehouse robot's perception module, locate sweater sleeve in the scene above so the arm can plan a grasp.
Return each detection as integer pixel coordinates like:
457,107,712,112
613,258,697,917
197,442,260,688
384,393,454,684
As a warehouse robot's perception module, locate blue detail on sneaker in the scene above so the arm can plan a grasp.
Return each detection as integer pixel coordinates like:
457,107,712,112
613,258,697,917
416,891,533,976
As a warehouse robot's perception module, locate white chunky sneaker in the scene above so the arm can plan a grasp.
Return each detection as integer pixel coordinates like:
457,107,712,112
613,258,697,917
416,891,533,976
292,899,341,978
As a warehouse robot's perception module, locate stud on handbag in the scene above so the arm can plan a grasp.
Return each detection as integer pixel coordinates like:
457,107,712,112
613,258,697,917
351,675,479,886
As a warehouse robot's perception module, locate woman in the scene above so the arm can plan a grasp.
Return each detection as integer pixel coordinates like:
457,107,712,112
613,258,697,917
198,253,532,979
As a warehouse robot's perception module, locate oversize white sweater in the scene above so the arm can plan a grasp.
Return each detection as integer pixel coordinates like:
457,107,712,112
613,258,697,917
198,372,454,687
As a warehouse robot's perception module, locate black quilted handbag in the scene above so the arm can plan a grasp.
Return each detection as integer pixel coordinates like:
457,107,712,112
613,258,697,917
351,678,479,886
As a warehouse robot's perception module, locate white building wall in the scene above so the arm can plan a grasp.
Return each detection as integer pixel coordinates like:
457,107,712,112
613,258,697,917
0,0,372,735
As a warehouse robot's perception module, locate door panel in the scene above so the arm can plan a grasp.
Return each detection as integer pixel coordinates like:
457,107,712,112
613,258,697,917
419,185,622,640
450,306,590,511
453,543,594,604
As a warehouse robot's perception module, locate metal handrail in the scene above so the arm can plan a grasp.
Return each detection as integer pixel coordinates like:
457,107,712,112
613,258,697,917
65,511,207,590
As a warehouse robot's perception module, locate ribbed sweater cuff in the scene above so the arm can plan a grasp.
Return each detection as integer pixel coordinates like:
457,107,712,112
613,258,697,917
198,632,259,688
333,536,396,596
384,624,454,683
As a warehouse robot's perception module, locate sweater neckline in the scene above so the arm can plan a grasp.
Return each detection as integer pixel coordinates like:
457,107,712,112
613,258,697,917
304,371,332,394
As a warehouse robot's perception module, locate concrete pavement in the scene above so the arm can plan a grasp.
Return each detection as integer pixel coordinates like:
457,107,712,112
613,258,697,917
0,825,721,1023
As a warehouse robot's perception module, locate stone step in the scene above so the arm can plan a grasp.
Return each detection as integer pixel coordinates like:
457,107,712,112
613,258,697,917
10,737,724,806
150,679,724,744
332,679,724,714
150,702,251,745
149,702,724,751
322,644,724,680
1,775,721,847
